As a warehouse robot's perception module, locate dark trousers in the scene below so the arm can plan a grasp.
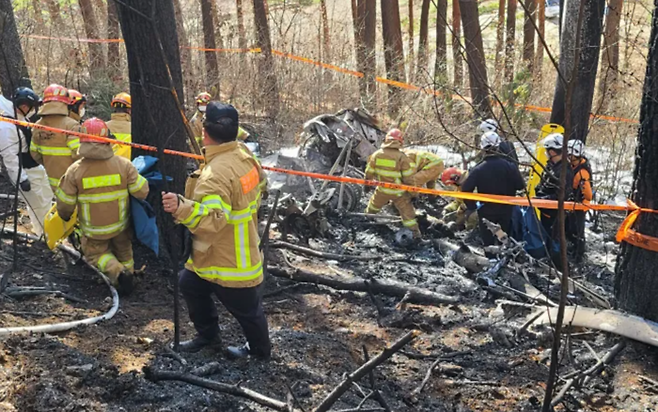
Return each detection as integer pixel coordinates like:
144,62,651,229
540,208,558,238
179,269,271,357
566,211,586,260
478,212,512,246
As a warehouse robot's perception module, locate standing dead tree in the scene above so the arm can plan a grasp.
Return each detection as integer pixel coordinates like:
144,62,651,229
381,0,406,117
459,0,492,117
0,0,30,98
252,0,279,118
200,0,220,93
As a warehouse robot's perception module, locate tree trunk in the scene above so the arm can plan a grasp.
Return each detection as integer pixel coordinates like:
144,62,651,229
504,0,516,82
522,0,536,72
210,0,225,50
44,0,64,28
78,0,104,74
320,0,331,60
597,0,623,110
452,0,463,87
107,0,121,79
236,0,247,49
535,0,545,79
459,0,491,117
416,0,431,81
550,0,605,142
115,0,188,253
172,0,194,106
201,0,220,93
0,0,30,97
252,0,279,118
494,0,505,76
355,0,376,111
615,0,658,323
31,0,44,27
93,0,107,37
408,0,415,81
434,0,447,82
381,0,406,117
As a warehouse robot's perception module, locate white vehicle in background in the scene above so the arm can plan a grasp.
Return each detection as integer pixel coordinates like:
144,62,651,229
545,0,560,18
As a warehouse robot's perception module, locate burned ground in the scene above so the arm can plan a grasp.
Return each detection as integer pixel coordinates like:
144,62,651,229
0,190,657,411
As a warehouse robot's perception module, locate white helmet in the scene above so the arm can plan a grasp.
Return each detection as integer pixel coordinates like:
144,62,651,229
542,133,564,150
567,139,585,157
480,131,502,149
479,118,499,133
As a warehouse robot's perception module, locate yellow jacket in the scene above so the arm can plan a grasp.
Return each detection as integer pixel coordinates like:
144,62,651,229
189,111,204,149
365,139,414,196
174,142,264,288
106,112,132,160
404,150,444,172
56,140,149,240
31,102,82,188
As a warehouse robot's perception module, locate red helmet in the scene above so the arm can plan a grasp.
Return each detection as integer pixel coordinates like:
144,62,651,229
43,84,71,104
441,167,463,186
68,89,86,105
386,128,403,142
195,92,211,105
81,118,110,142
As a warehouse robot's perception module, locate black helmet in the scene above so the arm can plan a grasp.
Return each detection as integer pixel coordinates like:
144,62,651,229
12,87,40,108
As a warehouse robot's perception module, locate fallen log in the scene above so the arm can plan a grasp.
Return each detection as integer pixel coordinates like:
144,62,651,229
143,367,289,411
433,240,491,273
270,241,379,261
269,267,459,305
533,307,658,348
313,330,418,412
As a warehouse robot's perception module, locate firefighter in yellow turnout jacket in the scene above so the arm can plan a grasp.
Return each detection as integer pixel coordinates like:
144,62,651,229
106,92,132,160
31,84,82,191
403,149,445,189
365,129,420,237
190,91,251,152
163,102,270,359
56,118,149,295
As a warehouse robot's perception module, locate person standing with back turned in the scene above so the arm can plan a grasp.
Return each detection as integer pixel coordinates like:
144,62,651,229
162,102,270,360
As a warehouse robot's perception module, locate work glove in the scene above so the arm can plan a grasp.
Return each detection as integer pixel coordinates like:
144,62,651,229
19,179,31,192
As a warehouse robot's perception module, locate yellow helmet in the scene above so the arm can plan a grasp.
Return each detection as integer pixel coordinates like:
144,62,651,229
111,92,131,109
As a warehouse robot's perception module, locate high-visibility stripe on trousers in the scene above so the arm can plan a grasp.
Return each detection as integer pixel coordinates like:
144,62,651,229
365,189,421,237
81,228,134,285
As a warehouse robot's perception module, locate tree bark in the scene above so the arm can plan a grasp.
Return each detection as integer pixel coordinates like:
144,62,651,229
434,0,447,82
549,0,605,142
381,0,406,117
598,0,623,110
522,0,536,72
252,0,279,118
236,0,247,49
107,0,121,79
200,0,220,93
504,0,516,82
494,0,505,71
0,0,30,97
115,0,188,253
78,0,105,74
210,0,225,51
408,0,415,81
320,0,331,60
534,0,545,79
354,0,376,111
459,0,491,117
416,0,431,81
452,0,463,87
172,0,194,106
31,0,44,27
615,0,658,323
44,0,64,28
93,0,107,37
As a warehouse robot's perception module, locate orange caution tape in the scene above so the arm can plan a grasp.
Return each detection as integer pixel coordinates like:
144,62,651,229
24,34,638,124
2,116,656,250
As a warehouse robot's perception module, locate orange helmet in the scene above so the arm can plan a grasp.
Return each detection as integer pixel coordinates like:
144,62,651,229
386,128,403,142
81,118,110,142
111,92,131,108
43,84,71,104
68,89,86,105
195,92,211,105
441,167,463,186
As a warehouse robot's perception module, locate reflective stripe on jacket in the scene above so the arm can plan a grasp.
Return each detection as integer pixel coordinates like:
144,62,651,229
56,141,149,240
404,150,444,172
174,141,264,288
31,102,82,187
106,112,132,160
364,139,414,196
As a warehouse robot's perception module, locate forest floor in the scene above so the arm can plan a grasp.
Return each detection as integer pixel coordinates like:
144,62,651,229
0,177,658,412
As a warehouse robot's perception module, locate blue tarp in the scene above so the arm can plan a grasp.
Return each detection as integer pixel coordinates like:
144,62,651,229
510,206,558,259
133,155,173,189
130,197,159,256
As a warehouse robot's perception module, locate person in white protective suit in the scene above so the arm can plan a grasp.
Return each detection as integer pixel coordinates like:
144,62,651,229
0,87,54,237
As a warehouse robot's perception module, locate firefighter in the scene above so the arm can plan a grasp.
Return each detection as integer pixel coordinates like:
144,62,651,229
440,167,478,231
536,133,574,238
364,128,420,237
106,92,132,160
0,87,53,237
461,132,525,245
162,102,270,359
479,118,518,163
56,118,149,295
403,149,445,190
30,84,82,192
566,139,593,261
189,92,211,150
68,89,86,123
